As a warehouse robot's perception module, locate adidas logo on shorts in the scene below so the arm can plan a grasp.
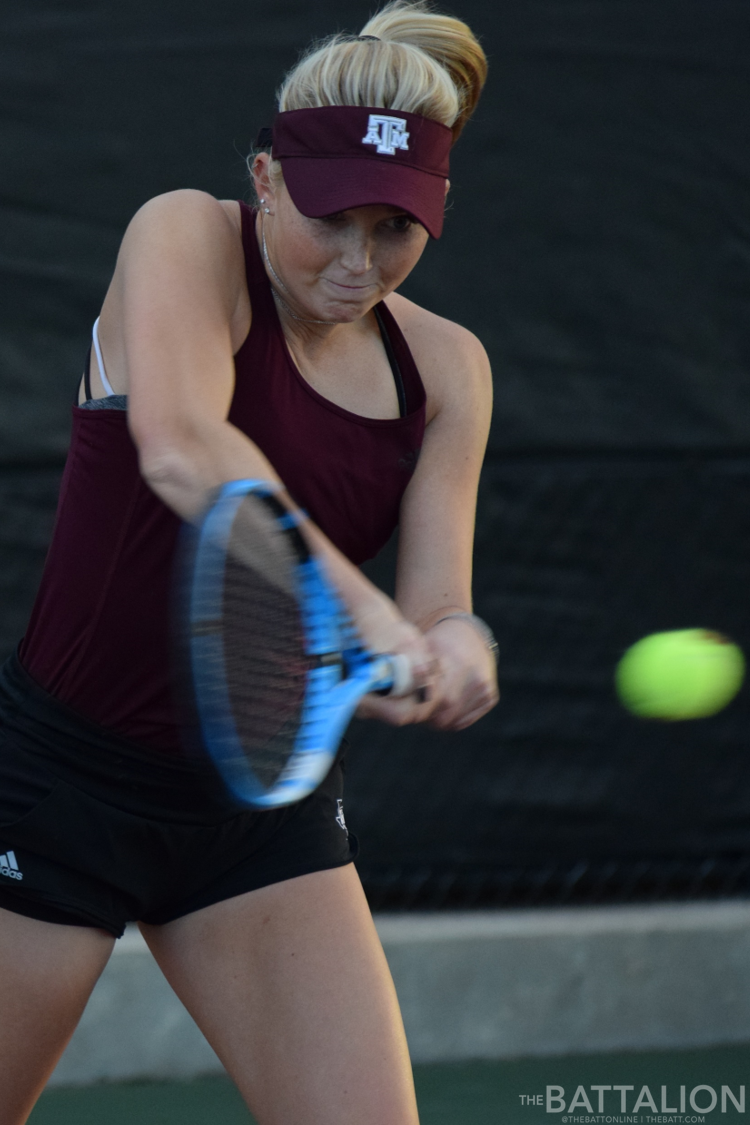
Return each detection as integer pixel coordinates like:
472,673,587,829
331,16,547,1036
335,799,347,833
0,851,23,881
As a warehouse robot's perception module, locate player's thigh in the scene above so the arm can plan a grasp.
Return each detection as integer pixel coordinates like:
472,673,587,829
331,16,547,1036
139,864,419,1125
0,906,114,1124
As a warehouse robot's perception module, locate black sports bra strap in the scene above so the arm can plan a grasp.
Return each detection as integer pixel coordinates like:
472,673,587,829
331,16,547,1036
83,351,93,409
374,305,407,419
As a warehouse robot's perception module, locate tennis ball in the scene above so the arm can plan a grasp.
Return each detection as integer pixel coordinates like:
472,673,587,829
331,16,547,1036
615,629,745,720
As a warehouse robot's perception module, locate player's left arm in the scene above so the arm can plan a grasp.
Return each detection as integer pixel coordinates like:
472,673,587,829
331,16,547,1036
361,299,499,731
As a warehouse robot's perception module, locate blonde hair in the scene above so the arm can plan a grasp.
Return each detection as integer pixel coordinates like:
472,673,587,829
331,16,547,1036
277,1,487,144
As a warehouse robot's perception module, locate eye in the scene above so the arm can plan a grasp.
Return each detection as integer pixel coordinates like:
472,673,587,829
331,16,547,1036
385,214,417,234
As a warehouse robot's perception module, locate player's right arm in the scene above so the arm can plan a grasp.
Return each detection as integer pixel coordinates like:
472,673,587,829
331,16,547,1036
102,189,269,520
98,190,437,704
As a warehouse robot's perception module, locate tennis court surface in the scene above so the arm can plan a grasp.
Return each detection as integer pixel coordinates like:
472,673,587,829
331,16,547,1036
29,1042,750,1124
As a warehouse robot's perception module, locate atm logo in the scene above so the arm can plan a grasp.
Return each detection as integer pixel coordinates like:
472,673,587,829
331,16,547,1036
0,851,23,881
362,114,410,155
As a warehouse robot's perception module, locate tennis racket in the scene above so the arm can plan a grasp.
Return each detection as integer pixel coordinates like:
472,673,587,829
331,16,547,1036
177,478,415,809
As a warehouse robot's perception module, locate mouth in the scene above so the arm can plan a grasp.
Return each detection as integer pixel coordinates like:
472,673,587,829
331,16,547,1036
322,278,377,293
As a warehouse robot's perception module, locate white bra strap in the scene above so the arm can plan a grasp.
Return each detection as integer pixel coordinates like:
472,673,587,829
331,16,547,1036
92,317,116,397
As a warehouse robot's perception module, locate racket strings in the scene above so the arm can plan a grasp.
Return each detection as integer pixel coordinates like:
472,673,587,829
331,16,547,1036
221,499,310,789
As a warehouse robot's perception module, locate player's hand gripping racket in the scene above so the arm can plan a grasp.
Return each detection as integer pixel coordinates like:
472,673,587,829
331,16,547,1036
178,479,415,809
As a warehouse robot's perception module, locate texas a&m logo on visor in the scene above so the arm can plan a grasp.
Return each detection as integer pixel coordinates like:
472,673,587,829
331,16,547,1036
362,114,410,156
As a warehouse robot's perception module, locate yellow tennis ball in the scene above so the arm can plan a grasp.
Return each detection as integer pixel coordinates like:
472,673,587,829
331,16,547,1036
615,629,745,720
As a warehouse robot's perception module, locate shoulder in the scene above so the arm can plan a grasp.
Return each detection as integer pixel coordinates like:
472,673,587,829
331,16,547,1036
121,190,242,262
384,292,492,424
128,188,238,228
111,191,250,351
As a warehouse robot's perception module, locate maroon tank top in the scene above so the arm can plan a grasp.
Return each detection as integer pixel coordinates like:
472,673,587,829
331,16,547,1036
18,202,426,753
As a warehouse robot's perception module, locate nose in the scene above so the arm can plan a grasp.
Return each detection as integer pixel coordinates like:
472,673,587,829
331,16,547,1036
339,228,373,276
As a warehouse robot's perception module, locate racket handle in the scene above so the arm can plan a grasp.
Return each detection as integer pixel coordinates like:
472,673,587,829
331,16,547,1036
382,653,415,697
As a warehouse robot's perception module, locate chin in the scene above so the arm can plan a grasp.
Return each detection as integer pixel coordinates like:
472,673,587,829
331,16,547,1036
332,303,369,320
317,300,371,323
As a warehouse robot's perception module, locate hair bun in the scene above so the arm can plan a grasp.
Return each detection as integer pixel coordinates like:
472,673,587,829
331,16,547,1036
360,1,487,141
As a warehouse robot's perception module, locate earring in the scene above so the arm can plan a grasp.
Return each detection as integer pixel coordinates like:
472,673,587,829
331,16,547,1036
260,198,266,204
264,208,271,214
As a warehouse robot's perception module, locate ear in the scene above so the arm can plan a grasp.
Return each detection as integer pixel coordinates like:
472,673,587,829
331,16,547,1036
252,152,276,206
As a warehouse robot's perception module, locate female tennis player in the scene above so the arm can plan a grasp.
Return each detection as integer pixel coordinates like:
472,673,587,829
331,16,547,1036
0,3,496,1122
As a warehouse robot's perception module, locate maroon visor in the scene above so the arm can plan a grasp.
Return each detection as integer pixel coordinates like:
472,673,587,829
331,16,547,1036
271,106,452,239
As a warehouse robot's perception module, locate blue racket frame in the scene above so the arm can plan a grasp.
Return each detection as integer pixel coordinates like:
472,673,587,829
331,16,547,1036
186,479,395,808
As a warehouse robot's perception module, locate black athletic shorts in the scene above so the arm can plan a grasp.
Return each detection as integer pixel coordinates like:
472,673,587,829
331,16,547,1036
0,648,358,937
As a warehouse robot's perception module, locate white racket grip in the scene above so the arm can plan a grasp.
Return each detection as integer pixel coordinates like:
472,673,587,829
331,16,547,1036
384,653,415,697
